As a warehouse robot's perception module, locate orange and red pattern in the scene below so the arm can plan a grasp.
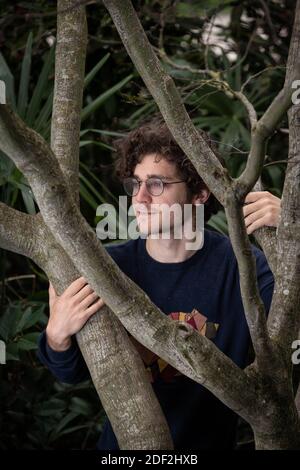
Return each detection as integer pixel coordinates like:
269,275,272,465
130,309,219,383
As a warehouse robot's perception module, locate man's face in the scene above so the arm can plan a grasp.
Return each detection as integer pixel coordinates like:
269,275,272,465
132,153,195,238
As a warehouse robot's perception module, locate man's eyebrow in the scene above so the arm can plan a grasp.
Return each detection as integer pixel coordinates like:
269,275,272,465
133,173,174,181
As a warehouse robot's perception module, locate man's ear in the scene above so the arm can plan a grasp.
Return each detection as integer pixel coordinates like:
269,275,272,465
192,188,211,205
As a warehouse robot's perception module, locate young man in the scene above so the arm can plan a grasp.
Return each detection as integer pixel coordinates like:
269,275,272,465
38,119,280,450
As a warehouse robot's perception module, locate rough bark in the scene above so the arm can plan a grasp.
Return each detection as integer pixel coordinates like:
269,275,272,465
50,1,173,450
77,306,174,449
0,0,299,450
296,385,300,416
266,0,300,348
51,0,87,206
0,203,41,260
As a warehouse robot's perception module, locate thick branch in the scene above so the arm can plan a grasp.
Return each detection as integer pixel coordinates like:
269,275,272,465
265,0,300,347
236,0,300,195
224,202,273,370
296,384,300,416
76,306,173,449
0,104,261,425
267,105,300,348
49,2,172,448
225,0,300,361
0,202,42,262
234,91,257,129
103,0,232,206
237,91,295,196
51,0,87,206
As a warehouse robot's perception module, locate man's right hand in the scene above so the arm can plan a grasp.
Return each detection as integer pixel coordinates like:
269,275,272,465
46,277,105,352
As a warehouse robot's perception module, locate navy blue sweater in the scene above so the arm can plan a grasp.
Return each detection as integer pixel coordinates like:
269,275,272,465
38,229,274,450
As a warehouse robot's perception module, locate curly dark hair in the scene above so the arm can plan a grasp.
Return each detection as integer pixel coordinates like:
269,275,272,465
113,117,223,222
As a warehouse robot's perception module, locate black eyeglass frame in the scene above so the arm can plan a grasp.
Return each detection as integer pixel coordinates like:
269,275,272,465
122,176,187,197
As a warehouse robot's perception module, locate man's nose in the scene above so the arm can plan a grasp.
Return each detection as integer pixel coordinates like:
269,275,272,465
135,181,152,202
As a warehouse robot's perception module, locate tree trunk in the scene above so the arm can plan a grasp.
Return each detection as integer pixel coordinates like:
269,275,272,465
0,0,300,450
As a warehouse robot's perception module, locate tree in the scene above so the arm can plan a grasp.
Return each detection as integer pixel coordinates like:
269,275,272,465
0,0,299,450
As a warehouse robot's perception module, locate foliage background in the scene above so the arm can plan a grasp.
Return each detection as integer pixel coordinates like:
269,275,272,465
0,0,294,449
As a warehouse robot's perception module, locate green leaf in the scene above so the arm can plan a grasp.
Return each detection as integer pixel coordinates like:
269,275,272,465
79,182,98,210
5,342,19,361
79,172,107,204
84,53,110,89
16,304,46,333
0,151,15,179
237,121,251,149
25,46,55,126
50,424,89,441
125,101,156,128
0,304,23,341
81,74,133,122
264,164,283,188
34,90,53,136
17,332,40,351
15,306,32,333
69,397,92,416
9,177,36,212
21,187,36,215
17,32,33,119
54,411,78,434
176,2,205,17
79,161,118,203
207,210,228,235
267,187,282,197
79,140,114,151
36,398,66,417
80,128,126,139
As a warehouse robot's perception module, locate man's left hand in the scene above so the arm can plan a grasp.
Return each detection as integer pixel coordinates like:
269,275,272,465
243,191,281,235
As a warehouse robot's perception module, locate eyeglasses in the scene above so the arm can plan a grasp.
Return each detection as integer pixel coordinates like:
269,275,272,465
123,176,187,196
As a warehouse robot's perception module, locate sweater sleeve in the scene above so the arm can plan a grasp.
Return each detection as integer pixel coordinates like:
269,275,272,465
37,330,90,384
253,245,275,316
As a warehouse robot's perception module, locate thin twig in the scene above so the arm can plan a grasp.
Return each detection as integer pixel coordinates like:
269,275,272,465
241,65,286,92
155,46,210,75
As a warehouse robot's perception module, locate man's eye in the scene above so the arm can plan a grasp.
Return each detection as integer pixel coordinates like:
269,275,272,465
150,180,161,187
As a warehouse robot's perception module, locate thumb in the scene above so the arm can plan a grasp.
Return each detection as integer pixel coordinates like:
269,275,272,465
48,281,58,301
